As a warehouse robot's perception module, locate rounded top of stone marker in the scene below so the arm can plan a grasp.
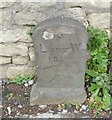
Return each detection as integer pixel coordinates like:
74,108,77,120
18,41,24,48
32,16,88,43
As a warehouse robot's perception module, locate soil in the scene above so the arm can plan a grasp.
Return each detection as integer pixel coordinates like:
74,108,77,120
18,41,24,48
2,80,111,119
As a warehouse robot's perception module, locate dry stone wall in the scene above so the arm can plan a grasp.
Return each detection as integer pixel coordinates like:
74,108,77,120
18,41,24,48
0,1,110,79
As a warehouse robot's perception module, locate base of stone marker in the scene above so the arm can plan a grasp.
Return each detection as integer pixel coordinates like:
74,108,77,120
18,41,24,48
30,83,86,105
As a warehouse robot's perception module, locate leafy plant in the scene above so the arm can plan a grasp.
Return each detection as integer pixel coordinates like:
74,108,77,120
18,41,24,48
8,74,34,85
86,26,111,113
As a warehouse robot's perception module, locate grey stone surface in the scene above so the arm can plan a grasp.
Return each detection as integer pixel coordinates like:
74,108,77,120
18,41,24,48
14,11,46,26
0,43,28,57
39,3,88,27
0,57,11,65
0,83,1,105
13,56,29,65
29,47,35,61
30,16,88,105
6,66,35,78
1,9,12,30
0,27,33,43
87,13,110,29
0,2,14,9
0,65,9,79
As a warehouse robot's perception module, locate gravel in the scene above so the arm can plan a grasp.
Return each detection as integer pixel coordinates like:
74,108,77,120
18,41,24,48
28,80,34,86
29,112,61,118
81,105,88,110
18,105,23,109
24,83,28,87
39,105,47,109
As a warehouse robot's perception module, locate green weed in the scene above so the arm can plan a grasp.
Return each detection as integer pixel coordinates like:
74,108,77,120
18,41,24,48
86,26,111,113
27,25,35,37
8,74,34,85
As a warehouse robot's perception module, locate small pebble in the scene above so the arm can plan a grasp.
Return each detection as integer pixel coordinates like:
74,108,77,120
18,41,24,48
84,111,86,114
24,83,28,87
37,113,41,115
79,108,82,112
62,109,68,114
16,112,20,115
28,80,34,85
0,80,2,85
81,105,88,110
24,93,29,97
74,110,79,113
23,114,29,118
7,107,11,115
49,110,54,113
39,105,47,109
13,101,19,105
18,105,23,109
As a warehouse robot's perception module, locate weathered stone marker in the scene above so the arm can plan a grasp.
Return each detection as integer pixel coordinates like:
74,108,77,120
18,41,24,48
30,16,88,105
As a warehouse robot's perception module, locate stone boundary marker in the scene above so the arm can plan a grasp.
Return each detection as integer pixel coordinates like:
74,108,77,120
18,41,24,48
30,16,88,105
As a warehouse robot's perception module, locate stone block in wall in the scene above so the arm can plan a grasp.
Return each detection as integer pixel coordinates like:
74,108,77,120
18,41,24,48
92,0,110,8
0,57,11,65
27,60,36,67
14,11,46,26
87,13,110,29
21,2,56,12
59,0,110,8
0,30,20,43
14,5,87,26
13,56,29,65
40,5,88,27
0,43,28,56
67,7,88,26
66,1,91,8
0,2,14,9
66,0,110,13
2,9,12,29
0,28,33,43
6,65,35,78
18,27,33,43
